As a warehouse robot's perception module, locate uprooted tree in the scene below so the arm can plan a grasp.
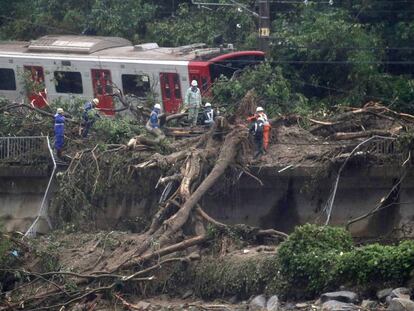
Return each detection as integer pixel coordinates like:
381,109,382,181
2,92,414,308
0,93,289,310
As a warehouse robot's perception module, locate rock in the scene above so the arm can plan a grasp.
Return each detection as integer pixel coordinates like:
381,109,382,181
320,291,359,304
266,295,279,311
391,288,412,300
229,295,239,304
295,302,308,309
361,299,378,310
321,301,359,311
181,289,193,299
388,298,414,311
284,302,296,310
378,288,394,301
135,301,151,310
249,295,267,310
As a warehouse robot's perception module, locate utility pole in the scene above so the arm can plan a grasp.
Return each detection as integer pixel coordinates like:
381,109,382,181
258,0,270,52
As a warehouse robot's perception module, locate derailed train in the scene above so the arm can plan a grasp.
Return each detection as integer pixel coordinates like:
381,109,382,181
0,35,264,114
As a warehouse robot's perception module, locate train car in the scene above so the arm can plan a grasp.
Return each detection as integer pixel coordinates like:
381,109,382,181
0,35,264,114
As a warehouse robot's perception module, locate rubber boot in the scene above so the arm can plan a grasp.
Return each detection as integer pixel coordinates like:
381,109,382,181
263,124,271,151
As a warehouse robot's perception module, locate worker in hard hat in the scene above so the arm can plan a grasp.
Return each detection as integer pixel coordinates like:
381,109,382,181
255,106,271,151
146,103,165,141
184,80,202,126
249,112,265,159
81,98,100,138
54,108,65,158
202,102,215,127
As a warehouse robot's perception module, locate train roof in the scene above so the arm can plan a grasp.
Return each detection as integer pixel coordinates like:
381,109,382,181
0,35,238,61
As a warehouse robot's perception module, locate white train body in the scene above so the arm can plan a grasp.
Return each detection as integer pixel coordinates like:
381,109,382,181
0,35,264,114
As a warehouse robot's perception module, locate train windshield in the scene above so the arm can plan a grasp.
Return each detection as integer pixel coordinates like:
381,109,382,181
209,52,265,82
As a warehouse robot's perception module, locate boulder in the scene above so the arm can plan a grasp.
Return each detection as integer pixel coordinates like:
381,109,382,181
295,302,309,309
320,291,359,304
321,301,359,311
378,288,394,301
266,295,279,311
229,295,239,304
391,288,412,300
361,299,378,310
181,289,193,299
249,295,267,310
135,301,151,310
387,298,414,311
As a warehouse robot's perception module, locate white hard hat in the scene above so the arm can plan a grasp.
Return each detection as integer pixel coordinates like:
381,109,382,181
191,80,198,87
92,98,100,105
205,102,211,107
57,108,64,114
256,106,264,112
154,103,161,110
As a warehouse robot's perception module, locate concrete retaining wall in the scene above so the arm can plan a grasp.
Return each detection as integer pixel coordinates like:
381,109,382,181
0,166,50,232
203,164,414,238
1,163,413,238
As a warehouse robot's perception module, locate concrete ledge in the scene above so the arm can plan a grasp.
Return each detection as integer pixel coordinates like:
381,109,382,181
0,165,50,177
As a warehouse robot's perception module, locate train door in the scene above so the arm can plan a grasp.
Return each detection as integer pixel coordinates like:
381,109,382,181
188,62,211,96
24,66,47,108
159,72,182,113
91,69,114,116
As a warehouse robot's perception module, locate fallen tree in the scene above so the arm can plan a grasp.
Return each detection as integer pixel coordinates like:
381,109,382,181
3,94,414,309
0,93,290,310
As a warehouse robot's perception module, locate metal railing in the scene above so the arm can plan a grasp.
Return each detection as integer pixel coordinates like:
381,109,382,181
25,136,56,238
0,136,49,164
0,136,55,237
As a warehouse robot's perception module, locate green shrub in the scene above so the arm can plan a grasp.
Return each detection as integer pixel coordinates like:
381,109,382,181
277,224,354,297
337,240,414,288
277,225,414,298
212,63,299,117
94,117,144,144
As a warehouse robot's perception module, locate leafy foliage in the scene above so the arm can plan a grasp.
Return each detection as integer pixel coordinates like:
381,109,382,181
338,241,414,287
93,117,144,144
277,225,414,298
1,0,414,114
277,224,353,297
212,63,299,117
146,3,256,48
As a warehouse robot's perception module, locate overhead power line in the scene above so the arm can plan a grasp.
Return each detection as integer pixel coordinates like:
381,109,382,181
271,45,414,51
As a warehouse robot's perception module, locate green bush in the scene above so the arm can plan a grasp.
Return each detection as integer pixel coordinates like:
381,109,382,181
277,225,414,298
94,117,144,144
338,241,414,287
212,63,301,116
277,224,354,297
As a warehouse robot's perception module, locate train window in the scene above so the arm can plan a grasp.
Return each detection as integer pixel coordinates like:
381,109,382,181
122,74,150,97
54,71,83,94
173,74,181,99
201,77,208,92
0,68,16,90
163,74,171,99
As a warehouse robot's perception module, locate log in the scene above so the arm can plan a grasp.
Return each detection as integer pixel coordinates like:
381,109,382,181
158,126,248,244
115,235,208,271
330,127,401,140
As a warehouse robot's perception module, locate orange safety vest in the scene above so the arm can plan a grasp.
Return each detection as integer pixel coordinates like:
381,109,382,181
257,112,271,150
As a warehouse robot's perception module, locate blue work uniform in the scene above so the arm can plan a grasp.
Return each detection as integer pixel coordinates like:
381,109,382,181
54,113,65,152
149,108,161,129
145,108,165,141
82,101,99,137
